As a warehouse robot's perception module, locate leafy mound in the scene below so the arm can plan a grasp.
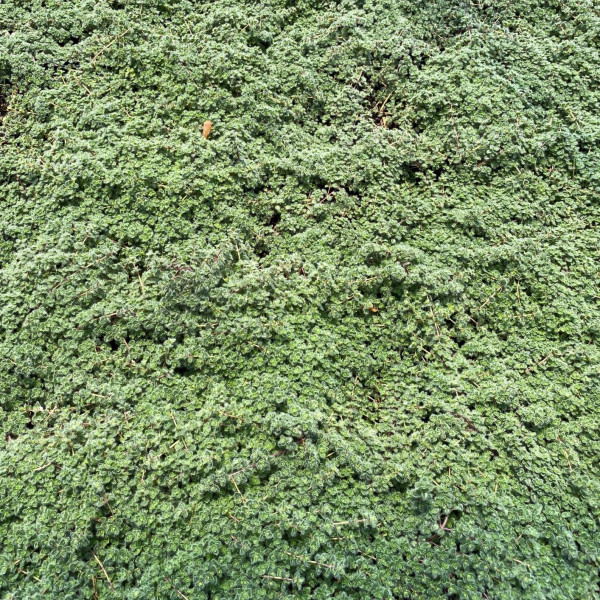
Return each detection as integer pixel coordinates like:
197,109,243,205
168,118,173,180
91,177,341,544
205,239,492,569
1,1,599,598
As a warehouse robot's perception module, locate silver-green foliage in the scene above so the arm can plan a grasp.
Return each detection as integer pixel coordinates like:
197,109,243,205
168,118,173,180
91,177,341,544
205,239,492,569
0,0,599,598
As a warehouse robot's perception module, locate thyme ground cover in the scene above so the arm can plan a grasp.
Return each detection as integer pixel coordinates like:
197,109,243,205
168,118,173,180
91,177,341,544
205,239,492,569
1,1,599,598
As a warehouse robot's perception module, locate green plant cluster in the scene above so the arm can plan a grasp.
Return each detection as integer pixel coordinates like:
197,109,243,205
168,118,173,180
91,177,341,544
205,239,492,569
1,0,599,598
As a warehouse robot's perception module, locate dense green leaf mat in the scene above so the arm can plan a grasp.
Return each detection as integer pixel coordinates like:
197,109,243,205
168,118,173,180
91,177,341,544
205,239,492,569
1,0,599,598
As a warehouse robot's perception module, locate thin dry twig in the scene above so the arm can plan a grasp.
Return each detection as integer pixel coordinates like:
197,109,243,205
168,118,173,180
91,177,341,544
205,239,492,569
427,295,441,342
92,26,134,63
450,411,480,433
93,554,113,589
230,475,247,506
171,583,190,600
33,462,52,472
283,551,334,569
476,285,503,311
